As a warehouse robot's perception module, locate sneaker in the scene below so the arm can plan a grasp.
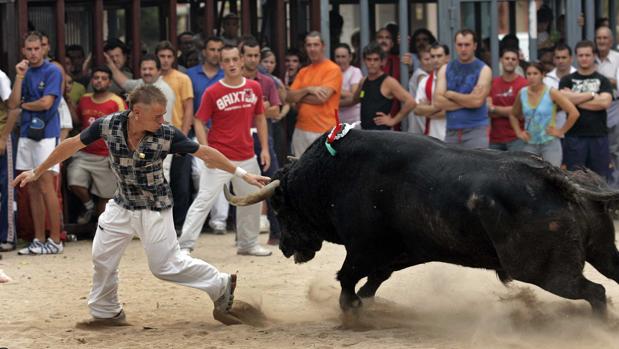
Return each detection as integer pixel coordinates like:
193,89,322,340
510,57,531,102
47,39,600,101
237,244,272,256
209,221,226,235
76,310,130,328
0,242,15,252
259,215,270,234
77,208,94,224
214,274,237,313
29,238,64,255
17,238,43,255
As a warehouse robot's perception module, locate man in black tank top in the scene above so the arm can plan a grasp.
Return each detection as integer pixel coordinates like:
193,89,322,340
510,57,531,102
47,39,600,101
350,42,415,130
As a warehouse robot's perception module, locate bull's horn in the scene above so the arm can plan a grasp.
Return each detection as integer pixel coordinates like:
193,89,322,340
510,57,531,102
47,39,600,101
223,180,280,206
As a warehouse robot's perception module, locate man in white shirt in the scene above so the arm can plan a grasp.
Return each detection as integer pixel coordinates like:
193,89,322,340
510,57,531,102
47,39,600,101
106,53,175,123
594,26,619,187
544,44,577,129
413,43,450,140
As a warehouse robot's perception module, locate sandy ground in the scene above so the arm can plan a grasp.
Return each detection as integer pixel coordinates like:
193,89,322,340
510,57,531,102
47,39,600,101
3,230,619,349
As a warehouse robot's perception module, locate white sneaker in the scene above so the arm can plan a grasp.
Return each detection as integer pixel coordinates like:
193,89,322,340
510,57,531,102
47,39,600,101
237,244,272,256
77,208,94,224
209,221,226,235
259,215,270,234
17,238,43,255
28,238,64,255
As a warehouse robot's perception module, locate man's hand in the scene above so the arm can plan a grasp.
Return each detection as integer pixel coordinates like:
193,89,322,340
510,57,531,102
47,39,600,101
242,173,271,188
516,130,531,143
309,86,330,100
0,135,7,155
16,60,29,76
12,170,39,188
374,112,395,127
260,148,271,172
401,52,413,67
103,53,115,69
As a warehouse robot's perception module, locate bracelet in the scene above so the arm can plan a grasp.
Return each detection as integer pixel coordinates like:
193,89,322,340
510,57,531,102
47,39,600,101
16,74,24,80
234,166,248,178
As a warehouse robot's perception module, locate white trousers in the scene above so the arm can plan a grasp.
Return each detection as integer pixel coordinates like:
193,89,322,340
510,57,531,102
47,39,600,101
178,156,261,251
88,200,229,318
192,156,229,226
291,128,322,157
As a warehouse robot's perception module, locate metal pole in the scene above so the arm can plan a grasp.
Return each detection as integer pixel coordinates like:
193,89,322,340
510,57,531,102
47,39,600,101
611,0,617,47
438,0,457,57
585,0,595,41
528,0,537,62
565,0,582,54
169,0,178,47
55,0,66,63
94,0,104,66
490,0,498,75
398,0,408,86
131,0,141,74
320,0,330,58
360,0,370,73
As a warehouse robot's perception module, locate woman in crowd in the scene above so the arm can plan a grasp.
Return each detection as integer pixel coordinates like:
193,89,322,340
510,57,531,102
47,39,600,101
509,62,579,166
334,43,363,124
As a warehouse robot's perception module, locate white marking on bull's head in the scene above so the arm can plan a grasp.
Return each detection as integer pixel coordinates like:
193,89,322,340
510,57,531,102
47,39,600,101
467,193,479,211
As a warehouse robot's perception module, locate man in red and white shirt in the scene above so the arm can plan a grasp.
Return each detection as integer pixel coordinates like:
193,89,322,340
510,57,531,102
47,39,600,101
68,66,126,224
179,45,272,256
413,43,450,140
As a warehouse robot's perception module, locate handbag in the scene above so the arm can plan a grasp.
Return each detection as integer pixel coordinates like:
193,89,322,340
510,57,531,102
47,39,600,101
27,116,46,141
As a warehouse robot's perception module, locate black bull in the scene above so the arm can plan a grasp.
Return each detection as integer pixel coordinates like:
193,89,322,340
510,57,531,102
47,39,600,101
226,130,619,317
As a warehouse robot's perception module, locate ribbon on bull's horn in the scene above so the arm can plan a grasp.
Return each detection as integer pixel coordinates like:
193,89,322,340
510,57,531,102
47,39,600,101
325,112,354,156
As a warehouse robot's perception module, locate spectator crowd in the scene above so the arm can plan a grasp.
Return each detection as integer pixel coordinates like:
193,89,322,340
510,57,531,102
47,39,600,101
1,8,619,259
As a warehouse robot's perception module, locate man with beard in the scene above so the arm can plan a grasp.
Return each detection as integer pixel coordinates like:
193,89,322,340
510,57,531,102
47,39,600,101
488,47,528,151
106,53,175,125
68,66,126,224
376,27,400,81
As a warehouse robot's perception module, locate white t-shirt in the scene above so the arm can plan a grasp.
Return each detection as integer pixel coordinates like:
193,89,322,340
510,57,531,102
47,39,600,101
123,77,176,123
58,97,73,129
0,69,11,102
415,73,446,141
339,66,363,124
544,66,576,129
407,68,429,134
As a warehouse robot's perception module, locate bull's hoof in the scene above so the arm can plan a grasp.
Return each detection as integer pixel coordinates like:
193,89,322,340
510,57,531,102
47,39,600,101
339,293,363,312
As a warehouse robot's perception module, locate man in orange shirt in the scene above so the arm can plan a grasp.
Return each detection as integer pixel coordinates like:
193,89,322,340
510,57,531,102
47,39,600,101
286,31,342,156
